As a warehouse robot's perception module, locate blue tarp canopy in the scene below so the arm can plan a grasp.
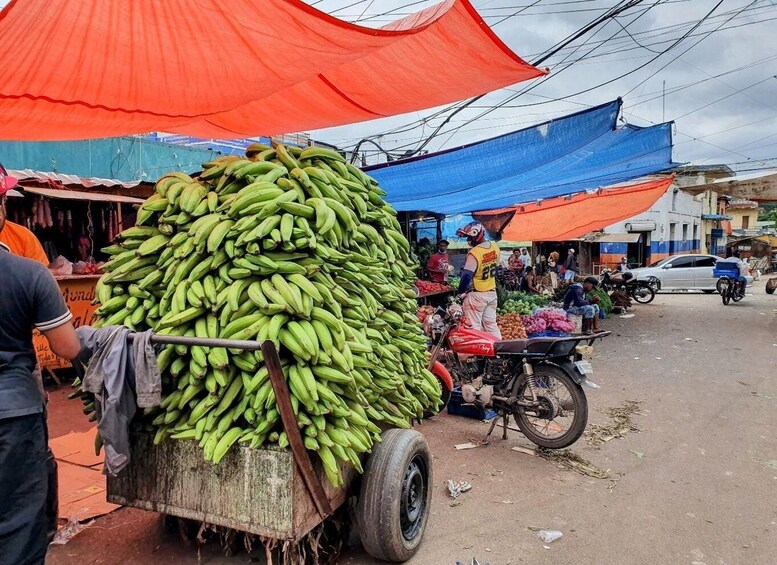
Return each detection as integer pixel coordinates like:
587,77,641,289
366,99,676,215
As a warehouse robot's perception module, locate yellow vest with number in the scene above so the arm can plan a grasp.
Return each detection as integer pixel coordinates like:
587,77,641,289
469,242,500,292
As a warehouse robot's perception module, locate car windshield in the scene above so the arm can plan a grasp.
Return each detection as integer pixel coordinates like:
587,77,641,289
648,258,669,268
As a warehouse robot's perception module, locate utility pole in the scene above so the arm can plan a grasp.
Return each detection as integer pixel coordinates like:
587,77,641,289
662,80,666,122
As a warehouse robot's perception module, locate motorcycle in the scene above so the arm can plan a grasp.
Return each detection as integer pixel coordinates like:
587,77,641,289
600,269,656,304
426,300,609,449
716,275,746,305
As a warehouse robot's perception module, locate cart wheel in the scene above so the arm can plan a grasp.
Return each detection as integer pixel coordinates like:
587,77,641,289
357,429,432,562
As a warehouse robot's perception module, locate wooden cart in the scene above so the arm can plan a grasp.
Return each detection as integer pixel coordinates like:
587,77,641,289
98,334,433,563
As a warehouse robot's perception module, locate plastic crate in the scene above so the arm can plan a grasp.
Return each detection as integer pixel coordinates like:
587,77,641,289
446,386,497,420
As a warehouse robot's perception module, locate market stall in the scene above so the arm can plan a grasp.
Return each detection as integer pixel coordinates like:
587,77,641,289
4,170,149,371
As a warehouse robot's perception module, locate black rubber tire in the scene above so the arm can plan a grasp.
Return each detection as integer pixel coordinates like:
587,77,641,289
631,285,655,304
721,281,731,305
512,364,588,449
357,429,433,563
767,283,776,295
716,278,727,294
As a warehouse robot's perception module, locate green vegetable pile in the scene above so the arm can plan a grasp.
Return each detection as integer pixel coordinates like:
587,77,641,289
586,288,612,316
498,291,550,315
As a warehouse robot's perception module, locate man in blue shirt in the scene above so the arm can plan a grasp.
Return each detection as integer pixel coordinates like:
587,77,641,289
563,276,601,335
1,180,81,564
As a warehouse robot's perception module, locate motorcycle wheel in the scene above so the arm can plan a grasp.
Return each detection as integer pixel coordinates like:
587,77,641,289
511,364,588,449
631,285,655,304
720,280,731,305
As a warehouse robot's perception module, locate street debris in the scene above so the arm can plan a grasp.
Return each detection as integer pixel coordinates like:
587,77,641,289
619,313,635,319
511,446,536,456
629,449,646,459
447,479,473,499
765,460,777,470
585,400,643,446
535,448,610,479
538,530,563,543
455,559,490,565
50,516,95,546
455,442,480,450
751,391,773,399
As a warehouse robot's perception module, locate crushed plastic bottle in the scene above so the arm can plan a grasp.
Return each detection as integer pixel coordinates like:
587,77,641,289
538,530,563,543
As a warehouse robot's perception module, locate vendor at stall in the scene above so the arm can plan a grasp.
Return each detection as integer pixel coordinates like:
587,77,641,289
0,164,49,266
425,239,450,283
563,276,601,335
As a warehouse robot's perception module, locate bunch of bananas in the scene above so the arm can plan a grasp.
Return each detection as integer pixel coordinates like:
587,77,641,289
86,142,440,486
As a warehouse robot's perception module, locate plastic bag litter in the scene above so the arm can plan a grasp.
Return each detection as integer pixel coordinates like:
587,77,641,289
538,530,563,543
50,514,95,545
447,479,472,499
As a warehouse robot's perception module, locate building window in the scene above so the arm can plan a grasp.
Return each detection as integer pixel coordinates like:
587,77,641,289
742,215,749,229
682,224,688,242
693,224,699,243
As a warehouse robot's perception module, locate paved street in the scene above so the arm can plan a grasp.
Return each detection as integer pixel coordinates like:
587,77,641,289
47,283,777,565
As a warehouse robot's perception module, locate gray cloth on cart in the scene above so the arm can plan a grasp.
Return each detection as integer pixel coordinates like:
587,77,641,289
76,326,161,476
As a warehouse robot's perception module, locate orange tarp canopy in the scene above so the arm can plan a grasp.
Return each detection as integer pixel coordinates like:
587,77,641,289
0,0,544,141
474,176,673,242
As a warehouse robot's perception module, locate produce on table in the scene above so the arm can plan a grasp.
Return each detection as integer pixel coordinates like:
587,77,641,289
417,305,435,323
82,143,441,487
521,307,575,336
448,276,461,290
497,290,550,315
414,279,453,295
496,313,527,339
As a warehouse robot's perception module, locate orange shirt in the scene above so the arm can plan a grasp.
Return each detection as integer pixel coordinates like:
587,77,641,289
0,221,49,266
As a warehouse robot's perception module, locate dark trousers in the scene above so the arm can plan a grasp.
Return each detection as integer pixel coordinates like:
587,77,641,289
0,413,48,565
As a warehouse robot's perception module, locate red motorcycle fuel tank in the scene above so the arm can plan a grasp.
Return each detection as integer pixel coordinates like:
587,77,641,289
447,325,497,357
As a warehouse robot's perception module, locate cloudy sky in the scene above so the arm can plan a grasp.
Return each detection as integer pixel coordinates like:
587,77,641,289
303,0,777,172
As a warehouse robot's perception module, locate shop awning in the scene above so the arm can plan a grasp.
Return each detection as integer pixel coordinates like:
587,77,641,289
473,176,673,242
681,170,777,202
0,0,544,141
368,100,677,214
21,186,144,205
9,169,144,189
591,233,642,243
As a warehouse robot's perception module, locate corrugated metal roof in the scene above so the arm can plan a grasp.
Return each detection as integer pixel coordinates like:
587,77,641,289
9,169,143,189
22,186,144,204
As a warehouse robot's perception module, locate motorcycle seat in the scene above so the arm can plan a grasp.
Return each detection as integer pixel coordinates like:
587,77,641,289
494,337,561,355
493,339,529,354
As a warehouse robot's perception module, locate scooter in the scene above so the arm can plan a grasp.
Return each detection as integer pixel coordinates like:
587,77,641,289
426,300,609,449
600,269,656,304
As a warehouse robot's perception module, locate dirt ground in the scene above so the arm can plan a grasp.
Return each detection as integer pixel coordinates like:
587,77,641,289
47,282,777,565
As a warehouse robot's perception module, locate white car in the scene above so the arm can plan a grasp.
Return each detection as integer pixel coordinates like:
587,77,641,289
629,254,751,292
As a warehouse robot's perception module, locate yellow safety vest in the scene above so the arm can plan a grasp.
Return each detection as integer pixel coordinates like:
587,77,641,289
469,242,500,292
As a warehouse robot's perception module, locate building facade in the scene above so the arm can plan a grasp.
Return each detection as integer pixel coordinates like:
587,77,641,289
598,166,733,269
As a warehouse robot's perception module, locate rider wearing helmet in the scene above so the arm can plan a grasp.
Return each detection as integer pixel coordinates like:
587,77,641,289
455,221,501,338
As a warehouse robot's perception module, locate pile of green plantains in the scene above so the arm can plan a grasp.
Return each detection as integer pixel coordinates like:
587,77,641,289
88,143,440,486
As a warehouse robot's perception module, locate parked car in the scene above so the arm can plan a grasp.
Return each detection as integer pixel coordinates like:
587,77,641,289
629,254,751,292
